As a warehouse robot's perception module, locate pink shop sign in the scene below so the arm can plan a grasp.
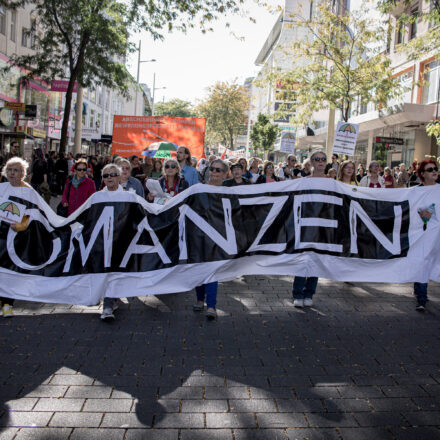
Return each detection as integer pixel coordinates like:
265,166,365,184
51,80,78,93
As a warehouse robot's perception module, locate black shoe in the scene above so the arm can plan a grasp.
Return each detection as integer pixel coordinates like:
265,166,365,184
416,301,426,312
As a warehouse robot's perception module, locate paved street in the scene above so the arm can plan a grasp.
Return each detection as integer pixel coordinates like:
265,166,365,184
0,276,439,439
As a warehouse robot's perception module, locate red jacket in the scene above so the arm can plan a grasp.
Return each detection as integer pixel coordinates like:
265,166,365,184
61,176,96,216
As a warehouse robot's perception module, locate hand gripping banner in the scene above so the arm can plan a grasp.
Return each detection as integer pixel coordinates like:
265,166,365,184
0,179,439,305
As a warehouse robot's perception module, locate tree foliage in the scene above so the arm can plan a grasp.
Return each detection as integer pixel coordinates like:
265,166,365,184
267,0,401,125
0,0,249,152
250,113,279,158
154,99,195,117
196,81,249,149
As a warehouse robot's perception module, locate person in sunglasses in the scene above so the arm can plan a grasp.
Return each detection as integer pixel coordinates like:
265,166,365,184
256,161,281,184
146,159,189,201
359,161,385,188
61,159,96,216
292,151,328,308
222,163,251,186
193,159,229,320
412,159,439,312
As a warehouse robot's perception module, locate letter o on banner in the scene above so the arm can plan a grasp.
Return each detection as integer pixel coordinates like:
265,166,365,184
7,216,62,271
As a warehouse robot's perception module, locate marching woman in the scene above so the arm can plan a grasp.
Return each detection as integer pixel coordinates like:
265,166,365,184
292,151,328,308
193,159,229,320
119,158,145,197
256,161,281,184
61,159,96,216
222,162,251,186
337,160,358,186
0,157,32,317
359,160,385,188
146,158,189,201
412,159,439,311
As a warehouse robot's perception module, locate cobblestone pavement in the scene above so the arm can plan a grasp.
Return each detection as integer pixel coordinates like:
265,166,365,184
0,276,439,439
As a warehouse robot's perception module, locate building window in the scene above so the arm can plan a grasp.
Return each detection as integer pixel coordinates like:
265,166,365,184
409,7,418,40
0,6,6,35
21,28,28,47
395,22,404,46
29,21,36,49
89,109,95,128
96,112,101,128
10,10,16,42
422,60,440,105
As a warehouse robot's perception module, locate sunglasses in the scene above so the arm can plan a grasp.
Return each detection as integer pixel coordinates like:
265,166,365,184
266,165,274,169
102,173,119,178
424,167,438,172
312,157,327,162
210,166,224,173
165,164,177,169
76,168,87,172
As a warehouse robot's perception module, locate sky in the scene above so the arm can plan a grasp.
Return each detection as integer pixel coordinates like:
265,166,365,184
126,1,282,106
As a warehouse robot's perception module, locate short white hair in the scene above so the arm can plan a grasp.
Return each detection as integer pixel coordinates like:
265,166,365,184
118,158,131,169
102,164,122,176
2,157,29,179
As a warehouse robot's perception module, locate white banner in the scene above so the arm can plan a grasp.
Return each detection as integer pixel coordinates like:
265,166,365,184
0,180,439,305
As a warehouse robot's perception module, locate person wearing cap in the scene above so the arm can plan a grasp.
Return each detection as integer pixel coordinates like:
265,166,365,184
222,163,251,186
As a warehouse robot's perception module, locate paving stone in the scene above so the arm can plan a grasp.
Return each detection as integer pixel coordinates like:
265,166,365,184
229,399,277,413
234,429,287,439
0,411,53,427
14,428,72,439
26,386,68,398
33,398,85,412
368,398,418,412
101,413,152,428
49,375,95,386
353,411,409,427
388,427,440,440
4,398,38,411
338,427,393,440
125,430,179,440
257,413,308,428
206,413,257,428
181,429,234,439
153,413,204,428
64,386,112,399
83,398,132,412
70,428,125,439
286,427,341,439
181,400,228,413
49,412,102,428
275,399,325,413
403,411,440,426
306,413,358,428
0,428,18,440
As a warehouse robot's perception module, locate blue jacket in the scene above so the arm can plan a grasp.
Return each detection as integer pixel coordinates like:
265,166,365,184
181,164,199,187
123,176,144,197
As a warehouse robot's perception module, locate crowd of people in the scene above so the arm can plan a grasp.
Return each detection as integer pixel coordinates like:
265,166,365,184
0,147,437,319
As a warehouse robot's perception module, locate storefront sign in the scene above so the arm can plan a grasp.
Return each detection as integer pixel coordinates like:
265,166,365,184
375,136,404,145
333,122,360,156
101,134,112,144
0,108,14,127
32,128,47,138
5,102,26,112
51,80,78,93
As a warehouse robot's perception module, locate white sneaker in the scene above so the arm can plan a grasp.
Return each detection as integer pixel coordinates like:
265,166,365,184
294,299,304,308
304,298,313,307
100,307,115,321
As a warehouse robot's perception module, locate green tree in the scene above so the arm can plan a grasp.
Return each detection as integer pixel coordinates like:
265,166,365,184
154,99,195,117
267,0,401,125
250,113,280,158
1,0,249,152
196,81,249,149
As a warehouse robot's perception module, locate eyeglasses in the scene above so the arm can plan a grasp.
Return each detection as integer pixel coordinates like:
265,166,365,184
165,164,177,169
102,173,119,178
76,168,87,172
210,166,224,173
424,167,438,173
312,157,327,162
266,165,274,169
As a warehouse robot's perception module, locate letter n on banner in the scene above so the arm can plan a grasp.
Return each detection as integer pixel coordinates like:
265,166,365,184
179,198,237,260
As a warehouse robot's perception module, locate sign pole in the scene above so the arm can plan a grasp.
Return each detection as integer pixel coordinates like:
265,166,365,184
73,86,83,155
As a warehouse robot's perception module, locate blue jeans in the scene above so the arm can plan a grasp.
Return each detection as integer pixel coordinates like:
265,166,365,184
292,277,318,299
196,282,218,309
414,282,428,303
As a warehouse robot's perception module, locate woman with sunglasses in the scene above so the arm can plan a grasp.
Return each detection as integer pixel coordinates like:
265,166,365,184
146,159,189,201
412,159,439,312
292,151,328,308
359,160,385,188
193,159,229,320
61,159,96,216
256,161,281,183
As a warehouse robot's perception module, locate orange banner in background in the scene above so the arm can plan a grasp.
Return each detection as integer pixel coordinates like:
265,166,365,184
112,116,206,159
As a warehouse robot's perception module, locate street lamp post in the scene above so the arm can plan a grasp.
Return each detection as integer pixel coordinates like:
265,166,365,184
151,72,166,116
135,39,156,115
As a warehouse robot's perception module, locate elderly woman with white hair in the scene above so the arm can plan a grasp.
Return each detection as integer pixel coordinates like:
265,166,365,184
118,158,144,197
99,163,123,321
0,157,33,317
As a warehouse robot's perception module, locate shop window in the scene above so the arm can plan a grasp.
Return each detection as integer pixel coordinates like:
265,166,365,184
21,28,28,47
0,6,6,35
422,60,440,104
10,10,16,42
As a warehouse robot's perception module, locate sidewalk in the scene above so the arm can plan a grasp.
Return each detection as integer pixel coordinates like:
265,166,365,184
0,276,439,439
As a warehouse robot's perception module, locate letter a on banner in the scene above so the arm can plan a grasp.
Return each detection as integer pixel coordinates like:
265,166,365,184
179,198,237,260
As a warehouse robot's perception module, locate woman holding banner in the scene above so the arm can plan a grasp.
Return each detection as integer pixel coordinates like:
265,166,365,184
193,159,228,320
0,157,32,317
359,161,385,188
292,151,328,308
412,159,439,312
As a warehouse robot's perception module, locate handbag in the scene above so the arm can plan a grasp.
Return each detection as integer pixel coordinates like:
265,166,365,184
56,179,72,217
